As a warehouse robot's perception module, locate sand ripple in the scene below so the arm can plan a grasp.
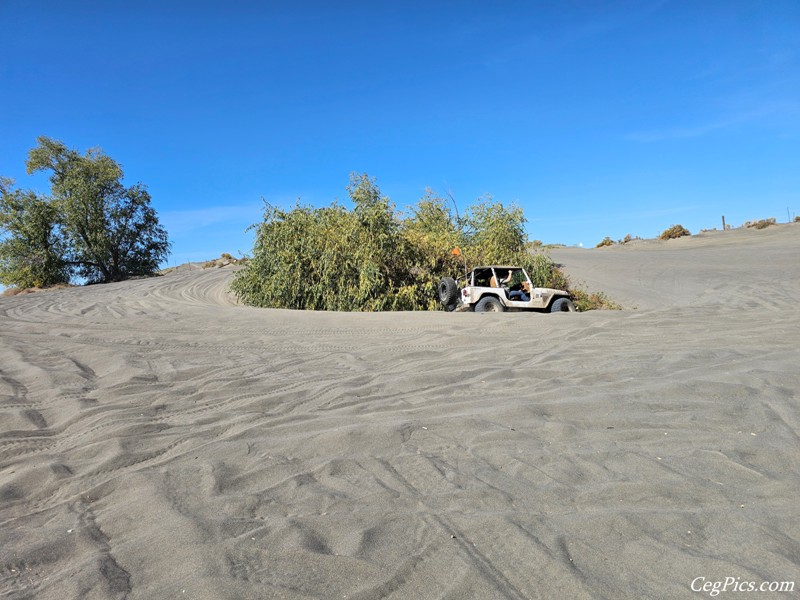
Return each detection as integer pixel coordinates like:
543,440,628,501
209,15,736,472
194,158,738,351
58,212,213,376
2,227,799,599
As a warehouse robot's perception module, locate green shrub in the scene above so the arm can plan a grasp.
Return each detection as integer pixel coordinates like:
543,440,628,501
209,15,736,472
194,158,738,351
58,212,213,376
596,236,614,248
659,224,691,240
231,174,571,311
231,175,420,311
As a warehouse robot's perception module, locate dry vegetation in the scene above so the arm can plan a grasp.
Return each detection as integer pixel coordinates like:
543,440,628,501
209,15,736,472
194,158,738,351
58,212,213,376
659,224,691,240
202,253,248,269
596,233,639,248
1,282,74,297
744,218,777,230
569,288,621,311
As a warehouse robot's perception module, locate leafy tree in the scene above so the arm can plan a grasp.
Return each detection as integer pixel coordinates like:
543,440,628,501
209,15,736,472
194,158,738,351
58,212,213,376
0,178,70,288
24,136,170,283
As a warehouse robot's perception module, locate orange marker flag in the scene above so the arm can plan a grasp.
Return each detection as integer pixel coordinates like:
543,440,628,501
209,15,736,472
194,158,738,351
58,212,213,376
451,247,461,256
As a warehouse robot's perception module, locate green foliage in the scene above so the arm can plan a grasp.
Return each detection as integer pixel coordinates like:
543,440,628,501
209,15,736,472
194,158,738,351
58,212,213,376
0,178,70,288
1,137,170,287
596,236,614,248
659,224,691,240
401,190,465,309
528,251,569,289
232,174,421,311
453,196,564,288
21,136,170,283
232,174,573,311
463,196,526,264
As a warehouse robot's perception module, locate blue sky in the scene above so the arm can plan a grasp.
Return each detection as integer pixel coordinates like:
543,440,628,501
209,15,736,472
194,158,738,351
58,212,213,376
1,0,798,266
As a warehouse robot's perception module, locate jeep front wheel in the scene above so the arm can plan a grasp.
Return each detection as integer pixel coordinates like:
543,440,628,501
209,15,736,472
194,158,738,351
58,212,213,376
550,297,576,312
475,296,505,313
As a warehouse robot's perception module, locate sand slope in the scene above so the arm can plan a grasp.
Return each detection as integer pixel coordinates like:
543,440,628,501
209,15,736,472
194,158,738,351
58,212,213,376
1,225,799,599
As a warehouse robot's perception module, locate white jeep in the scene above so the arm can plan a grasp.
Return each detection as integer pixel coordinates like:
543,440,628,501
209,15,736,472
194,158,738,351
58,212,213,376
439,266,576,313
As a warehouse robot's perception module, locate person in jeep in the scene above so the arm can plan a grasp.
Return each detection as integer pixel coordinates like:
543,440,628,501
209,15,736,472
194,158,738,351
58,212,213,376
500,269,530,302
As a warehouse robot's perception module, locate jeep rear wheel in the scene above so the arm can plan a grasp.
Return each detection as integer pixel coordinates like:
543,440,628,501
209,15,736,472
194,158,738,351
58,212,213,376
438,277,458,306
475,296,505,313
550,297,576,312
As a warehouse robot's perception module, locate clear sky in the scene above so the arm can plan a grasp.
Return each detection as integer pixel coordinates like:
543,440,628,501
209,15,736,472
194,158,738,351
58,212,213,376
1,0,798,265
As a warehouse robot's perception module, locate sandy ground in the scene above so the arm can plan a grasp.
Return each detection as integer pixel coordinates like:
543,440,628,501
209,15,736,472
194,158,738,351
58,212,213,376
1,225,798,599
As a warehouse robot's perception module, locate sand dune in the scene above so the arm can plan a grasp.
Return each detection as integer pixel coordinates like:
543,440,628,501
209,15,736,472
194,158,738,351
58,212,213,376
1,225,798,599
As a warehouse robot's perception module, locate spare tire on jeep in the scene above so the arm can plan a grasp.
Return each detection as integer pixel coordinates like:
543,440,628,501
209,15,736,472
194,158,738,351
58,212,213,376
438,277,458,306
